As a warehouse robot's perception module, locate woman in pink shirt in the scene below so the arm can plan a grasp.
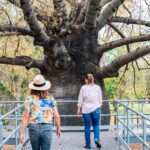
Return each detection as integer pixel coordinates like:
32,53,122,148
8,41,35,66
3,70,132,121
77,73,102,149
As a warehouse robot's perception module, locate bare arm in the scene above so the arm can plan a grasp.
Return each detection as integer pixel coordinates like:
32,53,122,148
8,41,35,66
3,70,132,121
19,112,29,144
98,86,103,106
53,108,61,138
77,87,84,116
77,106,82,117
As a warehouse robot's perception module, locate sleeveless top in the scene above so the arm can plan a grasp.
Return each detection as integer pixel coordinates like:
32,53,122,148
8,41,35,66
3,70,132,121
24,95,57,124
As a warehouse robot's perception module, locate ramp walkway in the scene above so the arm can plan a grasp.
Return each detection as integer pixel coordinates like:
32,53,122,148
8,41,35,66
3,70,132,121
0,100,150,150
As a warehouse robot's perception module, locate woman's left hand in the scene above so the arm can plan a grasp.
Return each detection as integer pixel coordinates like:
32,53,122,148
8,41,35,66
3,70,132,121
56,129,61,138
19,133,25,144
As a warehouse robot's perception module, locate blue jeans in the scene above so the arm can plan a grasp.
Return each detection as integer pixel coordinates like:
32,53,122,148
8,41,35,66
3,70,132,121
28,123,53,150
83,108,101,147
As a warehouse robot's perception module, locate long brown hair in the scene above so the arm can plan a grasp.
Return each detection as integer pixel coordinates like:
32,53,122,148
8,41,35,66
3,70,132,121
30,90,49,99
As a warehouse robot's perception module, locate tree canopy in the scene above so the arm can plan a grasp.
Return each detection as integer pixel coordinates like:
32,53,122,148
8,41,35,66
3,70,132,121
0,0,150,100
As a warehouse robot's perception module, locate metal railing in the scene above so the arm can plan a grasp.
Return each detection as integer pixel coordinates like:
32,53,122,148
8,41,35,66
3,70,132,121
116,100,150,150
54,99,117,131
0,101,24,150
0,99,150,150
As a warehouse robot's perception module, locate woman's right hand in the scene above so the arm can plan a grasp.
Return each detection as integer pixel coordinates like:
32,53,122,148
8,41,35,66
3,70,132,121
77,110,81,117
77,107,81,117
56,128,61,138
19,133,25,144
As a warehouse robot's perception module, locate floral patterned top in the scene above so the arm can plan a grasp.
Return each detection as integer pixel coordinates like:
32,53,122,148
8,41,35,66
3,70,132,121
24,95,57,124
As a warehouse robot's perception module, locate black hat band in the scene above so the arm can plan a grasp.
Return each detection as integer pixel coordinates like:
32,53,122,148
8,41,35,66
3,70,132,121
33,82,46,87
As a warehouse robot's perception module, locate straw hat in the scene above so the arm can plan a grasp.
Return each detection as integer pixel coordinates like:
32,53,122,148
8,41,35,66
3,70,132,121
29,74,51,91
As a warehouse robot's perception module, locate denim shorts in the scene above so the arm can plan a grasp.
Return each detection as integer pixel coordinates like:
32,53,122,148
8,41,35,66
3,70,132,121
28,123,53,150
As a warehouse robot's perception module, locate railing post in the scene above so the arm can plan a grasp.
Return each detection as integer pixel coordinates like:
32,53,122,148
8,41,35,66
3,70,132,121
17,104,21,126
141,102,144,128
0,119,3,150
0,104,1,116
142,118,147,150
116,100,121,146
123,101,127,142
15,110,18,148
116,100,119,135
141,101,144,114
131,102,134,129
127,108,130,144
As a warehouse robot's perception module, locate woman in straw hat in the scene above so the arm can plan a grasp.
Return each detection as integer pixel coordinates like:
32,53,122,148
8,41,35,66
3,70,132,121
19,74,61,150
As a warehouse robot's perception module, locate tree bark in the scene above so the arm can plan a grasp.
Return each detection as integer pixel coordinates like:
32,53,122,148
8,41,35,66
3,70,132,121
0,56,42,70
97,0,126,30
112,16,150,27
98,34,150,54
84,0,101,30
100,45,150,77
0,25,33,36
42,67,110,126
20,0,50,46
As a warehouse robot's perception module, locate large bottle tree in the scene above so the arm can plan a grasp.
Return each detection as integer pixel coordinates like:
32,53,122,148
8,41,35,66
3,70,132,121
0,0,150,125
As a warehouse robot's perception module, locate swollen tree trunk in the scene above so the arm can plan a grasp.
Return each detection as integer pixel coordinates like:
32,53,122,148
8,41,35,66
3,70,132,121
44,71,110,126
41,28,110,125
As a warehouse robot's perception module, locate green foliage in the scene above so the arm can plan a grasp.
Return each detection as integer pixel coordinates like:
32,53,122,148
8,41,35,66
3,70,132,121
105,64,148,100
104,43,149,100
0,83,6,92
105,78,119,99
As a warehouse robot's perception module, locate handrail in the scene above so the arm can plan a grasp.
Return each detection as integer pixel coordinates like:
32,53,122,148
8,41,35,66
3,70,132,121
0,102,24,150
0,99,150,150
0,101,24,104
0,125,21,147
0,103,24,120
118,119,150,148
117,101,150,122
56,99,150,103
116,100,150,150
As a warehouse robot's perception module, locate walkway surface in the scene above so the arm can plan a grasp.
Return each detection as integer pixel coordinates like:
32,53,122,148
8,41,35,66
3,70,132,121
22,131,120,150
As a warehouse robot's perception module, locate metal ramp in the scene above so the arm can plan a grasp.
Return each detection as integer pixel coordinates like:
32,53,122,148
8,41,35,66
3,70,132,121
22,131,120,150
0,100,150,150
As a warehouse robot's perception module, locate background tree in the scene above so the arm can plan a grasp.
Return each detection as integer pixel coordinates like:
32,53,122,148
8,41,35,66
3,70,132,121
0,0,150,125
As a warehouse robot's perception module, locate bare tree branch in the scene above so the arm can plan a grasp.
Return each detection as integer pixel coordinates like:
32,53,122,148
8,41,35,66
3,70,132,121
100,45,150,77
114,64,128,90
98,34,150,54
135,60,140,71
97,0,125,30
0,56,42,70
84,0,101,30
111,16,150,27
7,0,20,7
142,56,150,66
0,24,33,36
122,3,131,17
66,0,78,8
53,0,69,27
75,0,88,24
0,33,16,37
108,23,130,88
100,0,112,8
0,8,12,24
108,23,130,52
132,62,140,98
35,7,52,26
20,0,50,46
7,0,53,31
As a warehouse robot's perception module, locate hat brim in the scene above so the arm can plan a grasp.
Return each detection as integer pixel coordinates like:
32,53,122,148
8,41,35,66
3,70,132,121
29,81,51,91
